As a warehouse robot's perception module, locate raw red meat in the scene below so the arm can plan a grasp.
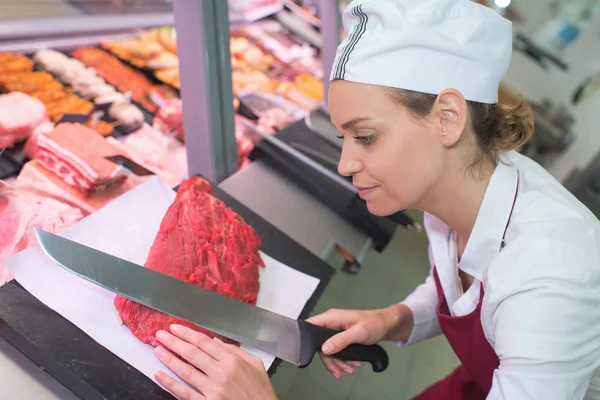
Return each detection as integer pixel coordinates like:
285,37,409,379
114,176,265,346
31,123,127,193
0,180,83,285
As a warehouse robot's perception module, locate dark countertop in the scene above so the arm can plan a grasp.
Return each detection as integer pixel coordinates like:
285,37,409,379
0,180,335,400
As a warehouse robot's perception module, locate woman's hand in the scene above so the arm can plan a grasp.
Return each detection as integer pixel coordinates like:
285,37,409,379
306,304,413,380
154,324,278,400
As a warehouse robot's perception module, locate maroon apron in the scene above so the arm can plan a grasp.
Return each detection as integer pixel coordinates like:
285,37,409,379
411,174,518,399
411,268,500,400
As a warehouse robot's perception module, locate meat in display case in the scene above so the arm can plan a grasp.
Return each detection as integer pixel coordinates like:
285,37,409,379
0,2,328,287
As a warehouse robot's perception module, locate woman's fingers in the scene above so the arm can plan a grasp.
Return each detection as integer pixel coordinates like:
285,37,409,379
307,309,353,330
156,330,218,376
154,346,210,392
348,361,362,368
155,371,206,400
321,324,369,355
332,358,356,375
319,353,343,380
169,325,225,361
213,337,265,370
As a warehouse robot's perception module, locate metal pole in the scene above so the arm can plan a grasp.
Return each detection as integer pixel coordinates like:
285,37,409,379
174,0,237,182
319,0,340,105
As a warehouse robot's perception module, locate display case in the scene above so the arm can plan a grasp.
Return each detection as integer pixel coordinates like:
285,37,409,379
0,0,330,181
0,0,409,279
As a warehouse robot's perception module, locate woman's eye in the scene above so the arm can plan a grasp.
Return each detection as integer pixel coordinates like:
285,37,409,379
353,135,376,145
336,135,343,139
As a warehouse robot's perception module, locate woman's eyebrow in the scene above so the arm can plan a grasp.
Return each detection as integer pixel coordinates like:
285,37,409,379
341,117,373,130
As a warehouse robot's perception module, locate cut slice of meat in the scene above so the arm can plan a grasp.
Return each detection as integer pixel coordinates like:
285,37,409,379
23,121,55,159
31,123,128,194
0,180,84,286
114,176,265,346
15,160,144,216
105,123,187,188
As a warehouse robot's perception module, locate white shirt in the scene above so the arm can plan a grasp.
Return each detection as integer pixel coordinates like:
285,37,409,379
401,151,600,400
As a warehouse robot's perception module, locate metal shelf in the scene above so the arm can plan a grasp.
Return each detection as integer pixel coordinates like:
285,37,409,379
0,13,174,41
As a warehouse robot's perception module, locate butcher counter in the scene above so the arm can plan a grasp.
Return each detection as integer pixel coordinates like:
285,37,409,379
0,161,375,399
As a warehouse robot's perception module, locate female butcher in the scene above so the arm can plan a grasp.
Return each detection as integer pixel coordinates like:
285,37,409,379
151,0,600,398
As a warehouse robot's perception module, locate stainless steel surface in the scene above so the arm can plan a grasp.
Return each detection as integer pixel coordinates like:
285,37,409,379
305,108,343,149
243,121,356,196
0,13,174,40
219,160,371,260
35,230,304,366
175,0,238,182
0,32,139,53
289,141,339,170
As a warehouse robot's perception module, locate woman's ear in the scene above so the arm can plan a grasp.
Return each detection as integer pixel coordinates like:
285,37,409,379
435,89,468,148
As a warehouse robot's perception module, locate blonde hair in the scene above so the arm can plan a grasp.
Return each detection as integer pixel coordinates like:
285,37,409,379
386,88,534,170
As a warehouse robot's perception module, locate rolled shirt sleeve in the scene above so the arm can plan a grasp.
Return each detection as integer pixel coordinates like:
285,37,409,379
398,245,442,346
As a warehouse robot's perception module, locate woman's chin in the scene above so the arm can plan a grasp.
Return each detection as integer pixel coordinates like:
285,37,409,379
365,199,404,217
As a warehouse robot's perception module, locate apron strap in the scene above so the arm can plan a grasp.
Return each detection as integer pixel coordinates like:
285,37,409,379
500,172,520,251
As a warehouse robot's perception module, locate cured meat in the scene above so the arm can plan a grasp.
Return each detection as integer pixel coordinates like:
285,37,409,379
15,160,145,216
31,123,127,193
108,101,145,126
0,180,83,286
152,105,259,171
34,50,96,83
154,68,180,89
0,54,33,74
152,99,184,141
0,92,50,148
234,115,282,170
114,176,265,346
106,123,187,188
71,47,171,113
0,71,54,85
34,49,142,127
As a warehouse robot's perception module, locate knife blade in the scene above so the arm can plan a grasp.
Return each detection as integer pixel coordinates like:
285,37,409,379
35,229,389,372
105,155,155,176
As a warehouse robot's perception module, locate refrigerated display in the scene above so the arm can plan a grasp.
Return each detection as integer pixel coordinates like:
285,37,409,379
0,0,331,281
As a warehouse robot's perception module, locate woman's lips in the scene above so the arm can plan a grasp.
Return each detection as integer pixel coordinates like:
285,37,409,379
356,186,377,199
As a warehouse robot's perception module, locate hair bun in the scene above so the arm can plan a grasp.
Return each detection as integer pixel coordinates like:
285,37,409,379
491,97,534,153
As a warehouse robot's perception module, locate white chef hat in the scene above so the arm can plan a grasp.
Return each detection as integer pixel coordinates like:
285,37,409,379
330,0,513,104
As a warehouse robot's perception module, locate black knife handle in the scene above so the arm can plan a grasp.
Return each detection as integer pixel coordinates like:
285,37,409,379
332,343,389,372
298,320,389,372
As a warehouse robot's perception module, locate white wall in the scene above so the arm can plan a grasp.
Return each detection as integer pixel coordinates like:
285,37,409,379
501,2,600,183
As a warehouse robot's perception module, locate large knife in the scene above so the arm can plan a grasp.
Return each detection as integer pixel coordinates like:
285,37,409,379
35,229,389,372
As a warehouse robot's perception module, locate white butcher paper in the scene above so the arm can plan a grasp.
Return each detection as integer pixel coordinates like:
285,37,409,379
5,177,321,388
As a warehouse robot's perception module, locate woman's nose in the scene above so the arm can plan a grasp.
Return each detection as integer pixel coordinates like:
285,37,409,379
338,148,363,177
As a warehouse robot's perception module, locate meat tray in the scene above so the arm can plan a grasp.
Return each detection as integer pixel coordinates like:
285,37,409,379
0,141,26,180
0,177,334,400
0,152,21,179
30,50,155,136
